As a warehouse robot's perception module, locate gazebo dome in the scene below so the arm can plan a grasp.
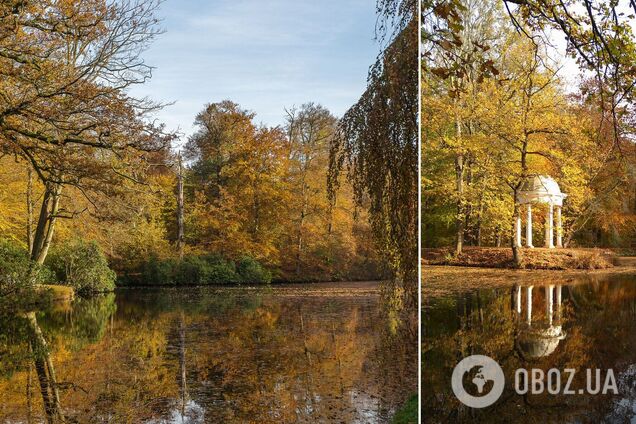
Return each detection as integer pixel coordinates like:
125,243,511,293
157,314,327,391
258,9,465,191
516,325,566,359
518,175,567,206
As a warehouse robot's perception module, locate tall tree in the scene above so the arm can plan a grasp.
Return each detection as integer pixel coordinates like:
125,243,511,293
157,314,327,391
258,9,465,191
184,101,289,262
0,0,172,265
330,1,418,307
285,103,337,276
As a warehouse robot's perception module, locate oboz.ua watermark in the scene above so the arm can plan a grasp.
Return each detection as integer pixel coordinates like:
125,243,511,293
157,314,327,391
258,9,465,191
451,355,619,408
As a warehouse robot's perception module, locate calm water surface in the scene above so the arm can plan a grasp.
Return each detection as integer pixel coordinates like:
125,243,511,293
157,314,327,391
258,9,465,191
423,270,636,423
0,282,415,423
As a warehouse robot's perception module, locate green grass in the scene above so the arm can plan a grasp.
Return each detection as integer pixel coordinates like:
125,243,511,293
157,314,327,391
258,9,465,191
391,393,418,424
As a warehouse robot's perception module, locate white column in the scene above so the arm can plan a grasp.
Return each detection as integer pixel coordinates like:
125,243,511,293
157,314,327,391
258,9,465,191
515,212,522,248
556,206,563,248
526,286,533,325
515,285,522,314
526,203,534,248
556,284,562,321
545,203,554,248
545,285,554,326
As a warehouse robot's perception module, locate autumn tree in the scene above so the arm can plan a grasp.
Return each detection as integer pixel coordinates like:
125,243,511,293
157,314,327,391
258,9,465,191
0,0,172,266
422,0,507,254
285,103,338,276
183,101,289,262
330,1,418,306
423,0,636,157
477,40,581,264
423,0,634,259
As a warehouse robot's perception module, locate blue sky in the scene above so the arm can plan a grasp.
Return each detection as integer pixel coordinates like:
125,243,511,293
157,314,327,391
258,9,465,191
130,0,380,142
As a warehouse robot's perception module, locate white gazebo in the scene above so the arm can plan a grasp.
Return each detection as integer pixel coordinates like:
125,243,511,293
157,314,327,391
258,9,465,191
515,175,567,249
514,284,566,359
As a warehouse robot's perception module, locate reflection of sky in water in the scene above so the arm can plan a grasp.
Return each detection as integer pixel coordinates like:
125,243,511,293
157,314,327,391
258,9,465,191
147,400,205,424
610,364,636,424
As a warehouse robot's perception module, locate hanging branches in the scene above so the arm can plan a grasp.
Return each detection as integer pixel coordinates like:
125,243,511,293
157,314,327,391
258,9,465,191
329,2,417,305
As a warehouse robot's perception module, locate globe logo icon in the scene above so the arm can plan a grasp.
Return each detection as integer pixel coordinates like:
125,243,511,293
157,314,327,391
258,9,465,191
472,367,490,393
451,355,505,408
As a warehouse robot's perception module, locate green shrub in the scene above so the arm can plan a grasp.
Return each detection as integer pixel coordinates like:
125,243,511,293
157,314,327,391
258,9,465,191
195,254,239,284
47,239,116,294
137,254,269,285
0,239,50,290
172,254,237,285
0,239,52,314
141,255,177,285
236,256,271,284
173,255,204,285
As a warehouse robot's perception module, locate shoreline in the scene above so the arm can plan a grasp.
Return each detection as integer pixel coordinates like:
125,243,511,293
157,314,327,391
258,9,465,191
422,246,622,270
423,264,636,298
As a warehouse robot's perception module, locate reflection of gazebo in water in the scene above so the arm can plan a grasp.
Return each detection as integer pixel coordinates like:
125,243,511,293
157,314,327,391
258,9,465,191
513,285,566,359
515,176,567,249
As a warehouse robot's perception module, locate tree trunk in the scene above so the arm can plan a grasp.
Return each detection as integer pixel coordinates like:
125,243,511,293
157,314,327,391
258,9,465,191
251,176,260,240
475,196,484,247
495,226,502,247
296,208,305,276
31,184,62,266
176,154,185,259
454,113,464,255
295,181,308,276
26,167,34,255
511,199,521,268
455,153,465,255
464,157,473,245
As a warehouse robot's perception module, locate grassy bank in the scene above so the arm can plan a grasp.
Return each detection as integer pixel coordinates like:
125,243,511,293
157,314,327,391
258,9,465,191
422,247,616,270
40,285,75,301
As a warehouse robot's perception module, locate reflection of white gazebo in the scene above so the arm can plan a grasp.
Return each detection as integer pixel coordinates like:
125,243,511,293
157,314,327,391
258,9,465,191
515,176,567,249
514,285,566,359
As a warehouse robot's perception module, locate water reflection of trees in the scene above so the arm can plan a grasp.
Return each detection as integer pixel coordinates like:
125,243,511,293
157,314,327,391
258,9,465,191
0,294,116,423
0,290,415,423
423,275,636,423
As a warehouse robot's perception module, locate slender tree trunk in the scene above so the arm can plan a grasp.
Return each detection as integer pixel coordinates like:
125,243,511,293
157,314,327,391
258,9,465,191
296,208,305,276
176,154,185,259
31,189,51,262
26,167,34,255
512,194,521,268
251,175,261,240
464,157,473,245
455,153,464,255
474,189,484,247
495,226,502,247
31,183,62,266
454,112,465,255
295,181,307,276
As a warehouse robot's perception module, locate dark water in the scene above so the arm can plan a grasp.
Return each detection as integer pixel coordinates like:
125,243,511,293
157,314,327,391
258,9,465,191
423,271,636,423
0,283,416,423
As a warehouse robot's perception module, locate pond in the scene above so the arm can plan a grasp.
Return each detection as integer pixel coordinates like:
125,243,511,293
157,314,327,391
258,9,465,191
423,267,636,423
0,282,416,423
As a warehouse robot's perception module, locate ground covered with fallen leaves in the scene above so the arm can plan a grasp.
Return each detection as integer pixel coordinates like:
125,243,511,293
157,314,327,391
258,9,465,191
422,247,618,269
